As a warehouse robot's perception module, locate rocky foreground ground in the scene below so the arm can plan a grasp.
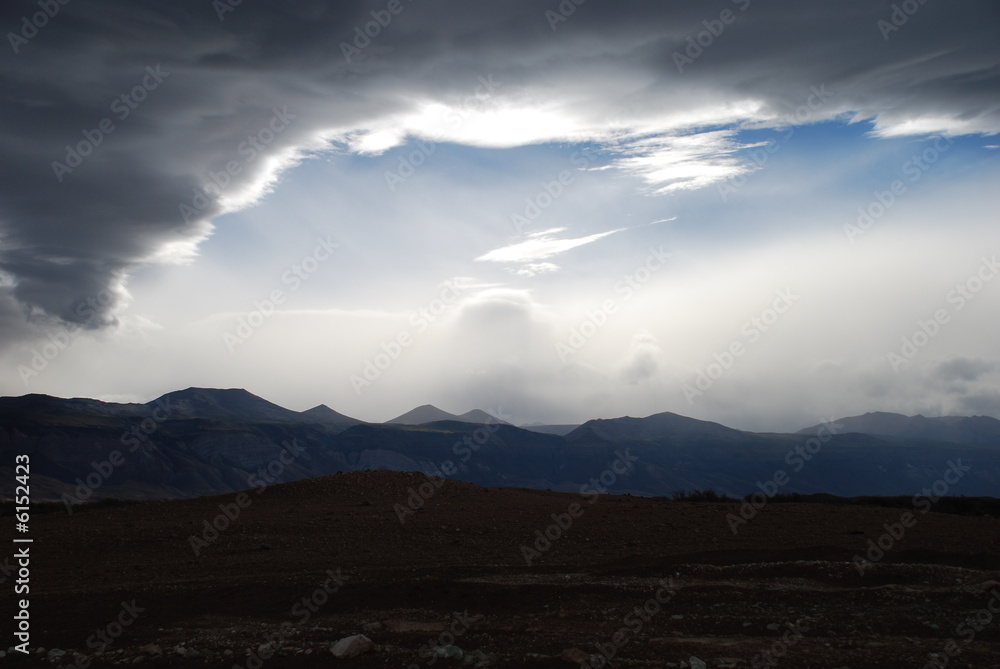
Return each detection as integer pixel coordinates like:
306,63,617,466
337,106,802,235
3,470,1000,668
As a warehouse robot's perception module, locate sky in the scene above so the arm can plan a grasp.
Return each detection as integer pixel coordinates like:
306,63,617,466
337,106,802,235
1,0,998,431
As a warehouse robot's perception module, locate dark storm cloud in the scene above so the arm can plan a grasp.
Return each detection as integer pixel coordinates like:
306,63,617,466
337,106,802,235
1,0,997,333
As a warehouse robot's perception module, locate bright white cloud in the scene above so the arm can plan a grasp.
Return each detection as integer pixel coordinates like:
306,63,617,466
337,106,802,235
476,228,625,265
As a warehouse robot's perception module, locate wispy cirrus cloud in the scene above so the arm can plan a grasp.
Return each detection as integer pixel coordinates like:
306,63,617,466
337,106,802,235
609,128,750,194
475,227,625,271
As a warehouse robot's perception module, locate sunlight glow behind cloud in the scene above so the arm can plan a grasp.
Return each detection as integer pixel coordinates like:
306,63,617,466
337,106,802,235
1,0,998,429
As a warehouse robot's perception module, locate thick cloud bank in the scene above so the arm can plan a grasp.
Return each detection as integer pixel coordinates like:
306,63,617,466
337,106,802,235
1,0,997,329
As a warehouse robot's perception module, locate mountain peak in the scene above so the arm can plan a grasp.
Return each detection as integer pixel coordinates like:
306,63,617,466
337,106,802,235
300,404,363,426
566,410,741,441
153,387,300,422
387,405,506,426
458,409,509,425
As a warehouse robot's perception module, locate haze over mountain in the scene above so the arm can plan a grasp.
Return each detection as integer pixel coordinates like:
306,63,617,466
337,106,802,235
3,388,998,505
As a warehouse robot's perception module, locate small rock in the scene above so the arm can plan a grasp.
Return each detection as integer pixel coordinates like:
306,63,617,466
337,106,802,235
330,634,374,659
766,623,780,632
362,621,383,632
433,645,464,659
464,649,491,666
689,656,707,669
671,614,684,620
138,644,162,656
47,649,66,660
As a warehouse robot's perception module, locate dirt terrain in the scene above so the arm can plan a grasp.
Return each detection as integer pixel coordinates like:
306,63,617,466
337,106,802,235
3,470,1000,668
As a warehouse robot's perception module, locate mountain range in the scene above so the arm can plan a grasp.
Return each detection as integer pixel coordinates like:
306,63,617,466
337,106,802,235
798,411,1000,444
2,387,998,503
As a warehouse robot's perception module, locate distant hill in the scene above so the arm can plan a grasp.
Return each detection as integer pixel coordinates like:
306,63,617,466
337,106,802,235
149,387,363,426
0,393,149,420
566,411,744,442
386,404,461,424
386,404,508,426
3,389,1000,503
562,411,1000,498
300,404,365,427
798,412,1000,445
155,387,306,423
0,388,365,502
458,409,508,424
